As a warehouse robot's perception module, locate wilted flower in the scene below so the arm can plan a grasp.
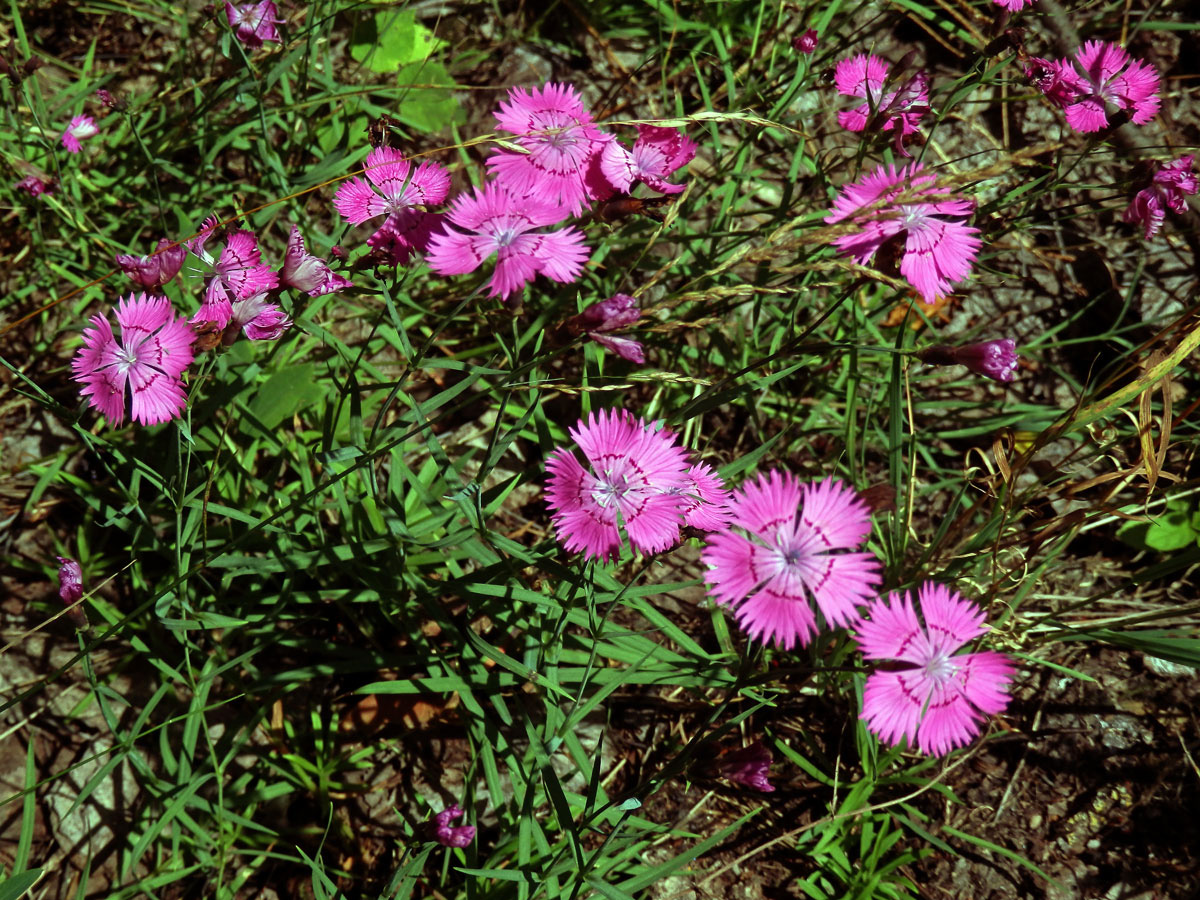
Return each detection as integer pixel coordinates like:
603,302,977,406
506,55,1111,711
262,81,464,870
225,0,282,48
433,805,475,848
917,339,1019,382
14,175,52,197
55,557,88,629
1123,155,1198,239
718,742,775,792
116,238,187,289
825,162,981,304
61,115,98,153
226,292,292,342
856,582,1015,756
71,293,195,426
833,54,929,155
425,182,589,303
280,225,353,295
991,0,1034,9
702,472,881,649
1031,41,1160,133
95,88,122,110
597,125,697,197
544,409,692,561
333,147,450,266
792,28,819,54
486,82,610,216
572,293,644,363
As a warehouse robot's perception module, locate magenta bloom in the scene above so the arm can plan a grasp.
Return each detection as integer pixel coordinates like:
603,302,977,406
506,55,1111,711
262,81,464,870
575,293,644,363
55,556,88,629
225,0,282,48
1032,41,1160,133
487,82,609,216
917,339,1019,382
544,409,691,561
992,0,1034,9
718,742,775,792
856,582,1015,756
425,183,589,302
15,175,52,197
61,115,98,153
116,238,186,289
433,805,475,848
333,147,450,266
598,125,697,196
281,225,353,295
825,162,982,304
792,28,819,54
702,472,881,649
71,293,196,426
1123,155,1198,239
227,292,292,342
833,54,929,155
189,219,280,329
675,463,732,532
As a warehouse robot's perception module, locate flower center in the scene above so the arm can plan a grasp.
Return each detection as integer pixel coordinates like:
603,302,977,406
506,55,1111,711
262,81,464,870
899,204,929,230
115,345,141,372
591,469,631,509
922,650,958,684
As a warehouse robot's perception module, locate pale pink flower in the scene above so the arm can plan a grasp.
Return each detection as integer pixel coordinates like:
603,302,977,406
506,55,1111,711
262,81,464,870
833,54,929,155
1123,155,1198,239
792,29,819,54
544,409,691,561
598,126,697,197
856,582,1015,756
487,82,610,216
61,115,98,153
188,218,280,330
225,0,282,48
718,742,774,792
702,472,881,650
825,162,981,304
917,339,1019,382
71,293,195,426
574,293,644,363
116,238,186,289
425,182,589,303
433,805,475,848
14,175,52,197
1032,41,1160,133
280,225,353,295
333,147,450,266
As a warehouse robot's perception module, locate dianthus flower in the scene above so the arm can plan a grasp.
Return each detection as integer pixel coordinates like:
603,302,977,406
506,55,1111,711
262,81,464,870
61,115,98,153
487,82,610,216
702,472,881,650
991,0,1034,10
55,556,88,629
917,339,1019,382
425,182,589,303
333,147,450,266
572,293,644,363
433,805,475,848
1031,41,1160,133
675,463,733,532
225,0,282,48
116,238,186,289
793,28,819,54
71,293,195,426
225,292,292,342
598,125,697,197
718,742,775,792
1123,155,1198,239
280,225,353,295
855,582,1014,756
825,162,981,304
833,54,929,155
544,409,691,561
188,217,280,331
14,175,52,197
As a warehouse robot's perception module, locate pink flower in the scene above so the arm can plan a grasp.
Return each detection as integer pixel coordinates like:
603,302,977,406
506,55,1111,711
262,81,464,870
675,463,732,532
116,238,186,289
227,292,292,342
71,293,195,426
188,219,280,330
991,0,1034,9
597,126,697,197
702,472,881,649
718,742,774,792
825,162,981,304
433,805,475,848
333,147,450,266
917,339,1019,382
833,54,929,155
61,115,98,153
14,175,52,197
280,225,353,295
1032,41,1160,133
95,88,121,110
55,556,88,629
425,182,589,303
856,582,1015,756
1123,155,1198,239
225,0,281,48
792,28,819,54
544,409,691,561
574,293,644,363
487,82,610,216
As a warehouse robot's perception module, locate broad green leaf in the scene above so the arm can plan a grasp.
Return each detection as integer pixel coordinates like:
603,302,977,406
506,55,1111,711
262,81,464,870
350,10,445,72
